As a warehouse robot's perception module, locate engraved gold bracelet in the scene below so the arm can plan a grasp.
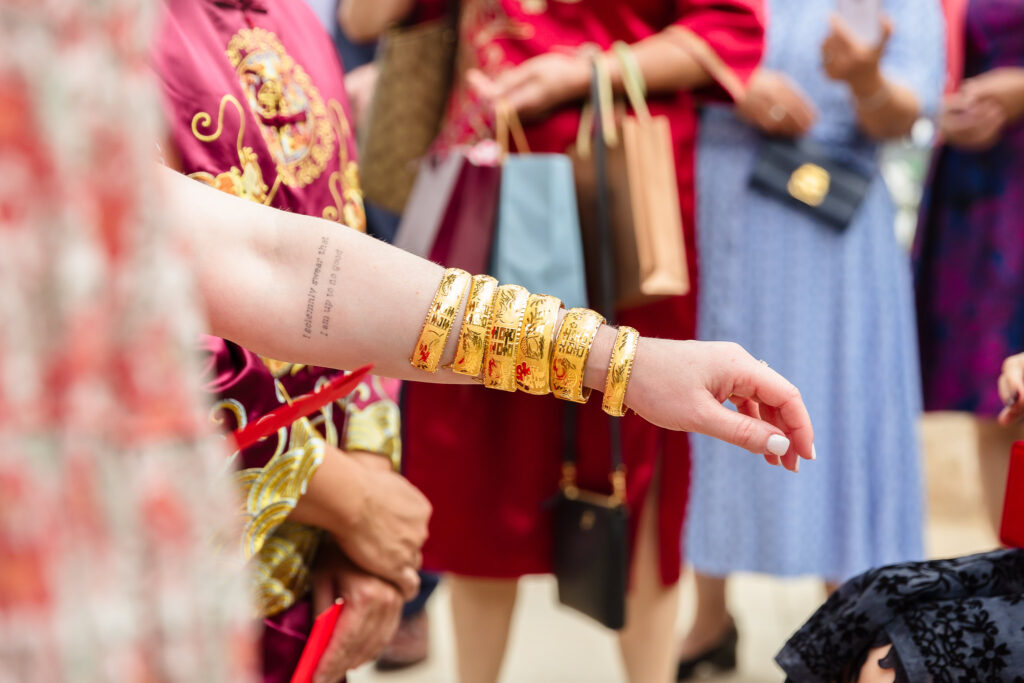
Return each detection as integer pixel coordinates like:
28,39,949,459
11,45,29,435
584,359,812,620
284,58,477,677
550,308,605,403
515,294,563,395
602,325,640,417
451,274,499,377
483,284,530,391
411,268,471,373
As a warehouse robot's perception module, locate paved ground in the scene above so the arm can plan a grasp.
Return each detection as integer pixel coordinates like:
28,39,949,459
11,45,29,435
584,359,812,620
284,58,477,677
350,413,1000,683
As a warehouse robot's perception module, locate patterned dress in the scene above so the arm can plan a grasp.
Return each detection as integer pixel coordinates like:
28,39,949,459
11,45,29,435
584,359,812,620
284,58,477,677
915,0,1024,417
686,0,945,580
402,0,764,586
0,1,253,680
777,549,1024,682
153,1,401,677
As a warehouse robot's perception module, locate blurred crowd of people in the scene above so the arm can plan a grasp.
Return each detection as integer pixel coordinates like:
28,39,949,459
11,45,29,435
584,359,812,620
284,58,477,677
1,0,1023,682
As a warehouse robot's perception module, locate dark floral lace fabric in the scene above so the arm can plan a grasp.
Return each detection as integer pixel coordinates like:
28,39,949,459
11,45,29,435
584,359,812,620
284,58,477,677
776,549,1024,682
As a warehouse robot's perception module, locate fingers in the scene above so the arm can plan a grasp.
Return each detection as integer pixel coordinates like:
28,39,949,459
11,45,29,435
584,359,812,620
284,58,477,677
777,86,817,134
312,568,336,618
727,359,815,461
397,566,421,601
697,397,801,471
877,16,893,52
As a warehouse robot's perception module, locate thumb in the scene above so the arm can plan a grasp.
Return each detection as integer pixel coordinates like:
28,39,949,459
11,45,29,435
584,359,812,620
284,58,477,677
698,400,793,463
396,566,421,602
876,16,893,52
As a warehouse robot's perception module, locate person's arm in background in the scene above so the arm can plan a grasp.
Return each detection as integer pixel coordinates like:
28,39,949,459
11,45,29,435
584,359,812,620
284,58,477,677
822,1,944,141
465,0,765,119
337,0,415,43
165,165,814,463
941,67,1024,151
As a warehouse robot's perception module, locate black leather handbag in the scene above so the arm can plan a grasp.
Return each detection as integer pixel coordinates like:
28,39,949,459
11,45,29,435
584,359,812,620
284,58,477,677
749,137,873,230
553,62,629,631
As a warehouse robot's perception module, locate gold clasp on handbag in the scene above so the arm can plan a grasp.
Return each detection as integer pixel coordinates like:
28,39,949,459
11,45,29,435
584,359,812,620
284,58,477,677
787,163,830,207
559,463,627,509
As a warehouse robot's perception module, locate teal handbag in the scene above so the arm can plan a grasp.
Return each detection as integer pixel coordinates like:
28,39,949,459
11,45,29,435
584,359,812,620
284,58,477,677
490,105,589,309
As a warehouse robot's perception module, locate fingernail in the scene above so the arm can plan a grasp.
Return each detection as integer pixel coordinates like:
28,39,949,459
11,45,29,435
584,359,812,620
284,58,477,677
1007,392,1019,408
793,458,800,473
811,444,817,460
766,434,791,457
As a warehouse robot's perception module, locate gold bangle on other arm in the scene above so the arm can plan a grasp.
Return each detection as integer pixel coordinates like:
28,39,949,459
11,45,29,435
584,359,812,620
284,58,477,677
452,274,499,377
411,267,471,373
515,294,563,395
550,308,605,403
602,326,639,417
483,284,530,391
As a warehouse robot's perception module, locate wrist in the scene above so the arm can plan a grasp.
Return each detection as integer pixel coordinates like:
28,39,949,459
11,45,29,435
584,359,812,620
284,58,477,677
569,51,595,101
582,323,618,393
849,67,884,100
292,446,367,538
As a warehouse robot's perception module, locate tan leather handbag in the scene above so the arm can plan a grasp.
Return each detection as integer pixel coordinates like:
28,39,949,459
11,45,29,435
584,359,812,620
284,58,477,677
571,47,689,310
358,13,458,214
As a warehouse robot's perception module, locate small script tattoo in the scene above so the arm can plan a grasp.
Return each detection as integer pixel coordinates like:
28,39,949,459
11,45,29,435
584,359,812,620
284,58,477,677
303,236,340,340
320,247,342,337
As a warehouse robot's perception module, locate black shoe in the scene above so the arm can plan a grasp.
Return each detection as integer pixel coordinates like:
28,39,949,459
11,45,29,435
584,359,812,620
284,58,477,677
676,624,738,680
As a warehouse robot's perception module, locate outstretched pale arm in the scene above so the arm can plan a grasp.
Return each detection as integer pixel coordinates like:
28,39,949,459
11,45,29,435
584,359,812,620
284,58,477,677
168,167,815,469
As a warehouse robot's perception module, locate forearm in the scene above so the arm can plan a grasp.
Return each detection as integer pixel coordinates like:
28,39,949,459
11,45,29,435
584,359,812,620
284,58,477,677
337,0,414,43
602,31,712,97
850,71,919,139
167,166,618,392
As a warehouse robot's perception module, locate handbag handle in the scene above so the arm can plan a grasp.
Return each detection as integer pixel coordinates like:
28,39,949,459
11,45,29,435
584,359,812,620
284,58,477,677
495,101,531,156
664,26,747,102
574,50,618,159
611,41,651,121
561,57,625,505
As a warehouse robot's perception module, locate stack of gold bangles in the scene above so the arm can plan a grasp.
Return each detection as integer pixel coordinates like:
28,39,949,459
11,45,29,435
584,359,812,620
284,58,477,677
411,268,639,417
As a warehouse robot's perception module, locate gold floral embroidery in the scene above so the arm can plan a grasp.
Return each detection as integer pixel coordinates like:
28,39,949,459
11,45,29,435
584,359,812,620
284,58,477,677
322,99,366,231
234,416,325,617
344,399,402,470
226,27,335,190
189,94,275,204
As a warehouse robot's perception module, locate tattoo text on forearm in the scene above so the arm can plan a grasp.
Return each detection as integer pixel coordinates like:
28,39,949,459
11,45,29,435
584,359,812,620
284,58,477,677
302,236,342,340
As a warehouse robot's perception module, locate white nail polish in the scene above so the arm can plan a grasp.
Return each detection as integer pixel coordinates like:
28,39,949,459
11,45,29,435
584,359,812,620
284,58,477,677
766,434,790,456
811,444,817,460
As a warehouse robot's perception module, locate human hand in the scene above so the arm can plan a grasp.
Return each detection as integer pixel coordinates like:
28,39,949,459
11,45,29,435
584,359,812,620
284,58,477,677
997,353,1024,426
311,542,404,683
822,15,892,95
466,51,590,120
960,67,1024,125
625,340,815,472
736,68,817,137
939,93,1008,151
344,63,379,132
329,451,431,600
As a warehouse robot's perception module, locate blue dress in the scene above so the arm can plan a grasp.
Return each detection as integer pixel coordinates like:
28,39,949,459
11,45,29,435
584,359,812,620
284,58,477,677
685,0,945,581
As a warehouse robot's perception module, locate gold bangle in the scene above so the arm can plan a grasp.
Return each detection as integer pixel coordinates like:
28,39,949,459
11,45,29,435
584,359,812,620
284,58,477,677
550,308,605,403
602,326,639,417
515,294,563,395
482,284,530,391
451,274,499,377
411,267,471,373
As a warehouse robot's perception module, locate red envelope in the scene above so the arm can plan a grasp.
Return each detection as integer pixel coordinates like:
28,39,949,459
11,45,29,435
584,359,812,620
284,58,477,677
231,365,372,452
290,600,345,683
999,441,1024,548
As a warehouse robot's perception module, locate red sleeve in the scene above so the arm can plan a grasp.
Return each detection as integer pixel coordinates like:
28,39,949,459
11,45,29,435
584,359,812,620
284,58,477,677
674,0,765,102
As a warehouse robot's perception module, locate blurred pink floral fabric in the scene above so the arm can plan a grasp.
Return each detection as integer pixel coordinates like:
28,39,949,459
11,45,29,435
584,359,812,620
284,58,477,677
0,1,255,680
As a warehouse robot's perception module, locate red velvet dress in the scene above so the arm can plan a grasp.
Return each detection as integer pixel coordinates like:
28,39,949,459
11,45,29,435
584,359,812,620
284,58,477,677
404,0,763,586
